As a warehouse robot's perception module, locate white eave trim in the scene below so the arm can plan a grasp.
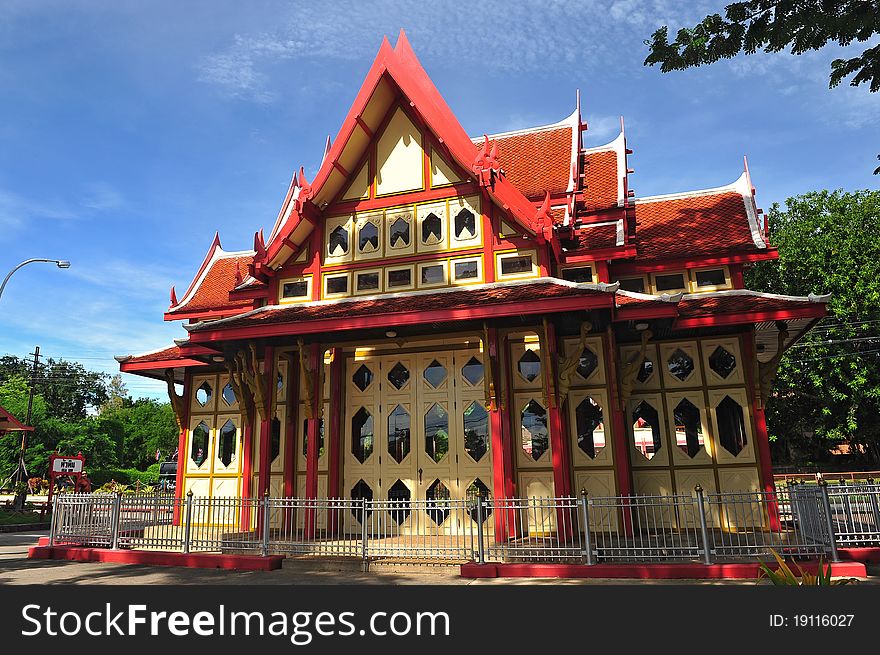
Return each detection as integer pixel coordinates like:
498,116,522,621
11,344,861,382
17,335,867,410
679,289,831,303
185,277,621,332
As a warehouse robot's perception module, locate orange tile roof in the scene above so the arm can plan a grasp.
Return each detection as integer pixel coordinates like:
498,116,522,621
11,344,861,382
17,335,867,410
491,126,573,199
633,191,763,262
168,254,254,315
124,346,182,364
583,149,618,209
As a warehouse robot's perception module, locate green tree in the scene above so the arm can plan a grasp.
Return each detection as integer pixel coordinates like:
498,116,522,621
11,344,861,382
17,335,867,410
745,189,880,467
643,1,880,174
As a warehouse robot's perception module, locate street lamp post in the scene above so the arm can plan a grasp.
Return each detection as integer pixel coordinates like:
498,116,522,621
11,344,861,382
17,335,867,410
1,258,69,507
0,258,71,301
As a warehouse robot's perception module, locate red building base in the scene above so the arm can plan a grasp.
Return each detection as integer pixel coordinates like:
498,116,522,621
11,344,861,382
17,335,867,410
460,561,867,580
28,546,284,571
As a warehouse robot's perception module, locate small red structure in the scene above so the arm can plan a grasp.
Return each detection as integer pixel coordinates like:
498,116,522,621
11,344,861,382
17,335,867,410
46,451,89,505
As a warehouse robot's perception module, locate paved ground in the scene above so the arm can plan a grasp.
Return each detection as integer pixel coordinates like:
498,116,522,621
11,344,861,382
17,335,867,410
2,531,874,585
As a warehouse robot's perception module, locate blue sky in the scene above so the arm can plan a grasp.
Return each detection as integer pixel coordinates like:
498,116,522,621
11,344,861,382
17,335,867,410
1,0,878,401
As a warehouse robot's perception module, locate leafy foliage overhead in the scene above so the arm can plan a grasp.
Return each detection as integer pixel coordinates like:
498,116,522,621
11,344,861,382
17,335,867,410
643,0,880,173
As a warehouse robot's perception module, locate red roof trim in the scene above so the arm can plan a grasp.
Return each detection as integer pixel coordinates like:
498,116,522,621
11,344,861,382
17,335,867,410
0,405,32,432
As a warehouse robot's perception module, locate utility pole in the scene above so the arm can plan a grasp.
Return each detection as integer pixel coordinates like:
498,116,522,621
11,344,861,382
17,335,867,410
13,346,40,508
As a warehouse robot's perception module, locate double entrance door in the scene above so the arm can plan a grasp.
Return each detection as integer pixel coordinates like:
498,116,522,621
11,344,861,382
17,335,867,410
343,348,494,533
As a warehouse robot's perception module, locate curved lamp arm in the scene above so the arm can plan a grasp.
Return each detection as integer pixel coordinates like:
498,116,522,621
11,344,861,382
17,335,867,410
0,258,70,300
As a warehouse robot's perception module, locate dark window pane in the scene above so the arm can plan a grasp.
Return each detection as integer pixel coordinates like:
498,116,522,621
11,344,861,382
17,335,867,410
501,255,533,275
454,260,478,280
461,356,484,386
191,421,209,468
667,348,695,381
424,403,449,462
717,396,747,456
673,399,703,458
426,480,451,525
517,349,541,382
423,360,447,388
387,362,410,390
466,479,493,523
387,405,411,463
387,268,412,288
326,276,348,295
618,277,645,293
356,272,380,292
521,399,549,461
576,348,599,380
218,419,236,467
695,269,726,287
636,359,654,383
632,401,662,460
351,407,373,463
389,217,410,247
302,417,325,458
454,208,476,239
358,221,379,251
349,480,373,522
709,346,737,379
576,397,605,458
655,273,685,291
328,225,349,256
270,417,281,462
463,401,489,462
421,264,445,285
562,267,593,283
422,212,443,243
282,281,308,298
387,480,411,525
352,364,373,391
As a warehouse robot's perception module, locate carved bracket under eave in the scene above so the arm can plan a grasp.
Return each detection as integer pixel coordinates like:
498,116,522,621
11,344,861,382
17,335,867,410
164,370,186,431
618,328,653,410
755,323,789,410
557,320,593,403
540,318,558,409
297,339,318,420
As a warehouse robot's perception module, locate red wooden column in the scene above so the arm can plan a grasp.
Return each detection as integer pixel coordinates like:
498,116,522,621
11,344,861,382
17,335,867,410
303,342,322,538
740,332,781,530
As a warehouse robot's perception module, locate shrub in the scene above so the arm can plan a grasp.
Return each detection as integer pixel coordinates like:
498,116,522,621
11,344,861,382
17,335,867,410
87,467,160,488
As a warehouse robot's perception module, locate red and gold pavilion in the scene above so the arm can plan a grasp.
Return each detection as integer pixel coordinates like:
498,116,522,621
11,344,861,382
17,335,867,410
118,32,828,515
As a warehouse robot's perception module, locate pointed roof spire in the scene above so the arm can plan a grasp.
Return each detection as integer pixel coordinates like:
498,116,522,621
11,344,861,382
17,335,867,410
170,285,178,307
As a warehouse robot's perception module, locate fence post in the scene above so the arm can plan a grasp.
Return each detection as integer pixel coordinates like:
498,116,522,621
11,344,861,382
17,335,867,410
580,489,594,565
110,492,122,549
48,494,58,547
183,490,193,554
475,495,486,565
695,485,712,565
867,478,880,540
261,490,271,557
819,479,841,562
360,498,369,565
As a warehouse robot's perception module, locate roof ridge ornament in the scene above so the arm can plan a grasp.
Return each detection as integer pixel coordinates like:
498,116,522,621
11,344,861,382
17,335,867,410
472,135,501,188
169,285,178,307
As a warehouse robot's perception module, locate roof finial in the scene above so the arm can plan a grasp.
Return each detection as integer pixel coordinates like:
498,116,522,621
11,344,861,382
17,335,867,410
234,265,243,287
322,135,332,163
170,285,178,307
211,231,222,250
254,229,267,259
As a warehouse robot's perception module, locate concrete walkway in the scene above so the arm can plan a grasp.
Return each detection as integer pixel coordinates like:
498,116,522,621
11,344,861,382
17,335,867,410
1,532,868,585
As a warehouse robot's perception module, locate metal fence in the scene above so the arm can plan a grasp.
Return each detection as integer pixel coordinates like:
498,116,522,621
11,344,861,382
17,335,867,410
48,482,880,566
